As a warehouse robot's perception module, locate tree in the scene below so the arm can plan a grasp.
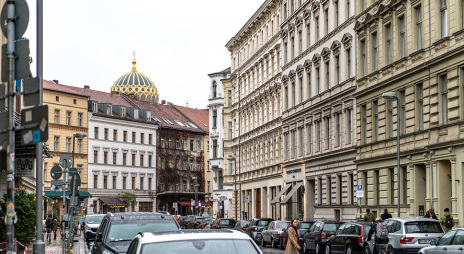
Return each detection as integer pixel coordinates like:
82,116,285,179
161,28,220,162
118,191,136,211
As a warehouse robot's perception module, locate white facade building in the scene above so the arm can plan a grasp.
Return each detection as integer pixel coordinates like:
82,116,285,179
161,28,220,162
208,68,232,218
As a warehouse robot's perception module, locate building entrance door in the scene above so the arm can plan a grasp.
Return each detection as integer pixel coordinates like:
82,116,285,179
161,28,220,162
256,188,261,218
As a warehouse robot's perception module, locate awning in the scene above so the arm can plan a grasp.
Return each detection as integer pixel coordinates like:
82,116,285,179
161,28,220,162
44,191,92,199
175,200,192,206
99,197,125,206
270,184,292,205
280,182,304,204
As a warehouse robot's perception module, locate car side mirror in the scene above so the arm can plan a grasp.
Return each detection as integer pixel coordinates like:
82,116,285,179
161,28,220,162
430,241,436,246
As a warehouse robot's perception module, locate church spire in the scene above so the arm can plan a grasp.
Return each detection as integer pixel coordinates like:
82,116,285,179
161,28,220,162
131,51,137,72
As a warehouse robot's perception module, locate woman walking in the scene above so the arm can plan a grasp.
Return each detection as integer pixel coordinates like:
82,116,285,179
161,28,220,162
285,219,302,254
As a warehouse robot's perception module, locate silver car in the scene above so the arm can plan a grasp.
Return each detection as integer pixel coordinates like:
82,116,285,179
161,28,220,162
126,229,263,254
385,217,444,254
261,221,291,248
418,228,464,254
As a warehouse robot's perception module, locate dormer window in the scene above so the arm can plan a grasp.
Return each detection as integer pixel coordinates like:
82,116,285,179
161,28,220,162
121,107,126,117
146,111,151,121
134,109,139,119
92,102,98,113
106,105,112,115
212,81,217,98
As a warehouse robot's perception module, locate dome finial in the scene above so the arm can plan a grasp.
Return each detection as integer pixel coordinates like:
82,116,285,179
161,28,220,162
186,100,189,108
132,51,137,72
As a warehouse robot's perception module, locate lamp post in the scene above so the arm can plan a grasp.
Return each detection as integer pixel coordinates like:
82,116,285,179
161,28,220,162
192,177,198,215
227,156,237,219
382,92,401,217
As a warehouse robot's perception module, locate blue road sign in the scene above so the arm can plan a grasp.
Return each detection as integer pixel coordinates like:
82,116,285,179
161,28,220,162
357,184,363,191
33,130,40,142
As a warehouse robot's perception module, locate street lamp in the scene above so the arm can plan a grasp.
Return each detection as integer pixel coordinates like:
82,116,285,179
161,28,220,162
382,92,401,217
227,156,237,219
192,177,198,215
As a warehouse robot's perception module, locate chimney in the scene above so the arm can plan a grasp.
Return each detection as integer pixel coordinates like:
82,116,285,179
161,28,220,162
84,85,90,89
53,80,59,84
161,100,166,105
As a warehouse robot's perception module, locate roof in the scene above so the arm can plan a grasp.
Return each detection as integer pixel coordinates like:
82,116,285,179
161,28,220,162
173,105,209,132
208,67,231,76
138,229,253,243
43,80,90,98
105,212,175,221
385,217,442,222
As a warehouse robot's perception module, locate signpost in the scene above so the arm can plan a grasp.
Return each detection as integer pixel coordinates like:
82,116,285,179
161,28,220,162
15,158,35,177
357,185,364,220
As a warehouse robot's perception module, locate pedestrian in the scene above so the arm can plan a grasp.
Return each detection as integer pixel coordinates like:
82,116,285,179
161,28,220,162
424,208,438,220
52,218,59,240
380,209,392,220
285,219,302,254
368,217,389,254
363,208,375,222
440,208,455,232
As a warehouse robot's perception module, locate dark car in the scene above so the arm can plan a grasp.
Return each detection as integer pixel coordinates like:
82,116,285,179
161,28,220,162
235,220,251,232
181,215,196,229
209,218,237,229
245,218,275,242
303,220,345,254
185,216,207,229
197,218,212,229
280,220,316,250
325,222,372,254
84,214,105,243
91,212,180,254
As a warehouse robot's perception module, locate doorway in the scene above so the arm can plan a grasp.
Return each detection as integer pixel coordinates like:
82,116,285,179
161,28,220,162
255,188,261,218
438,160,451,213
414,164,426,216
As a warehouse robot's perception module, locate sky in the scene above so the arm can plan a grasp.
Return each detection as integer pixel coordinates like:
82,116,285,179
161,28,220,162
22,0,265,109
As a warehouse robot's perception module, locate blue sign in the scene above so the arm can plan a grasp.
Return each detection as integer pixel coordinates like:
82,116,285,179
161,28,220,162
357,184,363,191
33,130,40,143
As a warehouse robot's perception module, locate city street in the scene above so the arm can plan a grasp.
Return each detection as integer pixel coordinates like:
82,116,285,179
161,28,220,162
44,233,85,254
259,246,285,253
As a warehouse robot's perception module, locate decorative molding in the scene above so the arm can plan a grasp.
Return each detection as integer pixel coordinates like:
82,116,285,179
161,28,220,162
321,47,331,62
304,59,313,71
312,53,322,68
303,9,311,21
330,40,341,56
296,65,304,78
289,70,297,82
341,33,353,49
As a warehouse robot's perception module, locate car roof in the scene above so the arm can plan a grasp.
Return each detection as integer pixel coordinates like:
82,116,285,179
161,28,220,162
105,212,174,221
138,229,252,243
386,217,442,223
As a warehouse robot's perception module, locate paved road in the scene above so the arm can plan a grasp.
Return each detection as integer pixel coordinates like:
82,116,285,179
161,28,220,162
44,231,85,254
259,245,286,253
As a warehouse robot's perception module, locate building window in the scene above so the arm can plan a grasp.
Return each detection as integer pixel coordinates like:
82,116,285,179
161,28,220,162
66,111,71,125
66,137,71,152
284,42,288,64
327,176,332,204
416,83,424,130
292,82,295,107
307,72,312,99
399,16,405,58
123,153,127,165
123,131,127,142
316,121,321,152
94,150,98,164
148,155,152,167
335,56,340,85
400,90,406,134
306,23,310,48
307,125,312,153
347,0,350,18
335,1,339,26
103,151,108,164
132,132,136,143
228,122,233,140
285,86,289,110
123,176,127,189
94,175,98,189
386,24,392,65
373,100,379,142
325,61,330,90
361,105,367,144
335,113,340,147
94,127,99,139
324,8,329,35
207,181,210,193
132,177,135,190
387,100,394,137
372,33,378,71
284,134,288,160
292,130,296,157
140,154,144,167
346,109,352,144
190,140,194,151
77,139,82,153
299,77,303,103
149,134,153,145
284,3,287,20
441,74,448,124
218,170,224,189
77,113,83,127
299,128,304,156
103,176,108,189
441,0,447,38
212,81,217,98
113,152,117,165
316,17,320,41
112,176,116,189
148,178,152,191
54,110,60,124
213,110,217,128
132,154,136,166
325,118,330,149
197,141,201,152
416,6,422,50
141,133,145,144
291,36,295,60
316,68,320,94
347,48,351,79
54,136,59,151
160,158,165,169
298,30,302,54
113,129,117,141
361,39,366,76
228,90,232,106
104,128,108,140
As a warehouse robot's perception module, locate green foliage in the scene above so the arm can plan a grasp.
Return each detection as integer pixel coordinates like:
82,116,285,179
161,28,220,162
0,189,36,245
118,191,136,210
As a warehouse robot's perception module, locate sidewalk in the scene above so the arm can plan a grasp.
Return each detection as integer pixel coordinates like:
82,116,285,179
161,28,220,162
44,232,86,254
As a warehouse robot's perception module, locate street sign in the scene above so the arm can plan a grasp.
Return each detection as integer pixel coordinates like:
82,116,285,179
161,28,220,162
1,40,32,82
15,158,35,177
356,184,364,198
20,105,48,144
50,165,63,180
50,180,63,192
245,195,250,203
0,0,29,40
23,77,41,107
69,174,81,194
59,154,72,169
173,202,178,210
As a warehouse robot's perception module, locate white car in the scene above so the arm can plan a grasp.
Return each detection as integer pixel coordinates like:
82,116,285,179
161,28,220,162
125,229,263,254
419,228,464,254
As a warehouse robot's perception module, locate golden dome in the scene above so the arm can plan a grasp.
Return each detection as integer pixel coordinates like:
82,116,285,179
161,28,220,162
111,53,159,103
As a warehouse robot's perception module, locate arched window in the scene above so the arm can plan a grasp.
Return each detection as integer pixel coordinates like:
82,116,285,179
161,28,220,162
212,81,217,98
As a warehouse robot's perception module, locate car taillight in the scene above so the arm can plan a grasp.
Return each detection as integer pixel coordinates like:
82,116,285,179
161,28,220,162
400,237,414,244
194,222,199,226
357,226,364,243
254,226,258,231
321,232,327,239
277,234,280,238
215,220,220,229
241,227,247,231
203,224,206,227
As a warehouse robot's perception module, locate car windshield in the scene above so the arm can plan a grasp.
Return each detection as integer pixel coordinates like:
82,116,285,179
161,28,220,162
276,222,290,230
437,230,456,245
258,220,271,226
299,222,314,230
107,220,179,241
323,223,342,233
141,239,259,254
219,220,235,226
86,215,105,224
404,221,443,233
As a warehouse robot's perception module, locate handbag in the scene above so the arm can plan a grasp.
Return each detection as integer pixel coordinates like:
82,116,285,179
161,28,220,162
282,233,288,248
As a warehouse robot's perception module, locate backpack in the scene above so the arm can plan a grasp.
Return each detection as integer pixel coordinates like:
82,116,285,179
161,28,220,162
376,221,389,240
444,216,454,228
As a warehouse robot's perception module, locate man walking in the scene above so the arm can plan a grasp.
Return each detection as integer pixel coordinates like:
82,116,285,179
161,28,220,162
363,208,375,222
440,208,455,232
368,217,389,254
380,209,392,220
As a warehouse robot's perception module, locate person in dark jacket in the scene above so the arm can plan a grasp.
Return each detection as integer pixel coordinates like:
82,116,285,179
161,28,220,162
380,209,392,220
424,208,438,220
368,217,389,254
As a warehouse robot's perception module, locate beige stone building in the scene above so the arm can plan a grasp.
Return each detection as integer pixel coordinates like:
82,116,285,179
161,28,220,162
225,0,284,220
354,0,464,223
280,0,358,220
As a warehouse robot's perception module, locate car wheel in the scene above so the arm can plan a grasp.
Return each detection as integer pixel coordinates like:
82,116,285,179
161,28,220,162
279,237,284,250
303,242,307,254
325,243,330,254
316,242,320,254
346,245,352,254
271,237,277,248
261,237,266,247
364,245,371,254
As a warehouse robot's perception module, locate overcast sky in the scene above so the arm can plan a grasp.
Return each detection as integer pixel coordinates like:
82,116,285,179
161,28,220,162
23,0,264,109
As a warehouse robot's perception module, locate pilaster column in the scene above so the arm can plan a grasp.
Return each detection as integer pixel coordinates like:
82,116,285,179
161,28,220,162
425,163,432,208
408,163,415,217
431,160,438,208
450,158,458,218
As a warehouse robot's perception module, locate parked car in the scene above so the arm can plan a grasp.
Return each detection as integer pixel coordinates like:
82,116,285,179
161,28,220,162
325,222,373,254
197,218,212,229
245,218,275,243
303,220,345,254
385,217,445,254
84,214,105,243
177,216,192,229
182,215,197,229
235,220,251,232
185,216,207,229
261,220,291,248
281,220,316,250
91,212,180,254
209,218,237,229
126,229,263,254
418,228,464,254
